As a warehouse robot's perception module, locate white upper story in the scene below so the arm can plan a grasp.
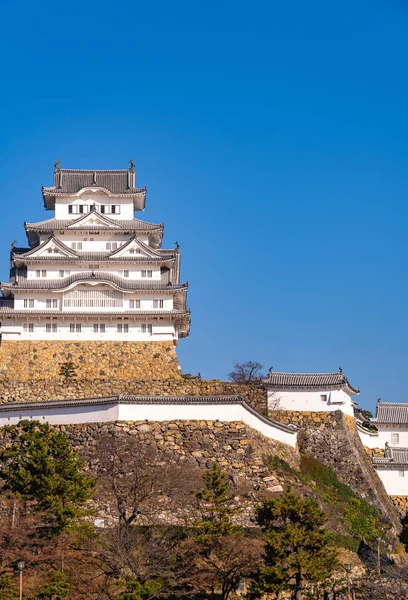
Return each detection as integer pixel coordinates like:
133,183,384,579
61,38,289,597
265,369,359,417
0,163,190,341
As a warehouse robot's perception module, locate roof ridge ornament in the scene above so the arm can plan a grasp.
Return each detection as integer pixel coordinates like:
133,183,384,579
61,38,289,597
129,159,135,173
54,159,61,172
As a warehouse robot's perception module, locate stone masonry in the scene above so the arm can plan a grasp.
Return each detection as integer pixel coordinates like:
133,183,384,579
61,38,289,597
0,378,268,414
270,409,401,532
0,340,182,381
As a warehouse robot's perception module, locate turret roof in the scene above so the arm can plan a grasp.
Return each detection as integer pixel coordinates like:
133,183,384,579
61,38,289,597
372,402,408,424
42,162,146,210
264,369,359,394
0,272,187,294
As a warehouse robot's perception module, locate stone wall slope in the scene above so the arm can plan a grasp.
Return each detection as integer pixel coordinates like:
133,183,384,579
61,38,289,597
270,410,401,532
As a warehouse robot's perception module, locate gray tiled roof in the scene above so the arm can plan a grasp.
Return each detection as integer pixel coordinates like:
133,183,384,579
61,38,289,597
373,402,408,424
0,272,187,293
373,446,408,468
0,308,189,318
0,395,297,434
264,370,359,393
14,255,175,264
25,217,162,232
43,168,144,196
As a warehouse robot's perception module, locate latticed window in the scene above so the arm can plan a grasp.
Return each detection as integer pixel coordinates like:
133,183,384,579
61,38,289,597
64,289,123,308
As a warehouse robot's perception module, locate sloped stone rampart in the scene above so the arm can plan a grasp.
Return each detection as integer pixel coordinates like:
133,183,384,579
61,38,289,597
269,410,401,532
0,419,299,526
0,340,182,381
0,378,268,414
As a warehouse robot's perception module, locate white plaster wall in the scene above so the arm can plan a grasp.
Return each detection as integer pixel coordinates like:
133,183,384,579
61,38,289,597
372,426,408,449
0,319,175,341
267,388,354,417
0,401,297,448
376,468,408,496
26,264,162,280
357,427,380,449
14,293,173,312
55,195,135,220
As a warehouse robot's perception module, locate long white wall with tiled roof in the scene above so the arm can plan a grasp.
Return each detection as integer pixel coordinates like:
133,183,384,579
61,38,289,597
0,396,298,448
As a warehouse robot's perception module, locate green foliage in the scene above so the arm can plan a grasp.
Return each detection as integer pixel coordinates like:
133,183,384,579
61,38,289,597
59,360,78,379
117,579,163,600
0,574,18,600
329,532,360,553
250,490,338,599
28,571,71,600
268,455,298,475
0,420,95,534
194,463,240,543
300,455,382,542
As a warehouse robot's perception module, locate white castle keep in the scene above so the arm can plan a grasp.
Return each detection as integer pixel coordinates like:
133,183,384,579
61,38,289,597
0,161,190,343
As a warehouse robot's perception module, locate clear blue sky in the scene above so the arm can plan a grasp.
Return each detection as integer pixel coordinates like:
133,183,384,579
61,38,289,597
0,0,407,412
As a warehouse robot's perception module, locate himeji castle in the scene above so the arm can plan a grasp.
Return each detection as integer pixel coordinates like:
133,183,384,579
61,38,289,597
0,161,190,343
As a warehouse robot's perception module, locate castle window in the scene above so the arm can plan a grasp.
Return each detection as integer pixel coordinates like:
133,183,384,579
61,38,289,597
69,324,81,333
46,323,57,333
141,324,152,335
68,205,73,214
320,394,327,402
153,299,164,309
64,289,123,308
46,299,58,309
106,242,118,251
111,205,120,214
400,471,405,478
24,323,34,333
392,433,400,445
123,270,129,278
59,270,65,278
117,323,129,333
93,324,106,333
47,248,53,254
24,299,34,308
129,299,141,309
141,270,153,278
71,242,82,251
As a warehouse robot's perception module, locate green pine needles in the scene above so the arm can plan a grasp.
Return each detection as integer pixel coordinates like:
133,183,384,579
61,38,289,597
194,463,240,543
251,490,338,600
0,420,94,535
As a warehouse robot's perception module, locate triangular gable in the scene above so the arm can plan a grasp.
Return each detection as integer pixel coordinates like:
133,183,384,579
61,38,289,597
13,236,78,259
109,236,164,259
67,211,121,229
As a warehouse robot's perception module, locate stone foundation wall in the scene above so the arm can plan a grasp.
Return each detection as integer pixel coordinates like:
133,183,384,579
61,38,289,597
390,496,408,517
270,410,401,531
0,340,182,381
0,420,299,526
0,378,268,414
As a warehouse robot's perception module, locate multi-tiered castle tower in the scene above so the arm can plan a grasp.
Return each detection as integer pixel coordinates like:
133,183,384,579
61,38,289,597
0,162,190,380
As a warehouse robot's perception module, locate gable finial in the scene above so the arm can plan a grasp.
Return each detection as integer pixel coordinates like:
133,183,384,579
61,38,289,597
175,241,180,250
268,366,273,374
339,366,343,374
129,159,135,172
54,159,61,172
11,240,16,250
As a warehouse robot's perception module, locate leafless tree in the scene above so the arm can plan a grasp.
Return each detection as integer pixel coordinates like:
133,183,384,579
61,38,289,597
97,433,201,529
228,361,265,383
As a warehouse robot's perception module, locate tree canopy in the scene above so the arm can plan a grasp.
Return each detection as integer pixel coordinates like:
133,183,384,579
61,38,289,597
0,420,94,534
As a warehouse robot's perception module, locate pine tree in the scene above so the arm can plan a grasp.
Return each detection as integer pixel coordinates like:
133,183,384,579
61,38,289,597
117,579,163,600
59,360,78,379
194,463,240,544
251,490,338,600
0,574,18,600
0,420,94,535
28,571,71,600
